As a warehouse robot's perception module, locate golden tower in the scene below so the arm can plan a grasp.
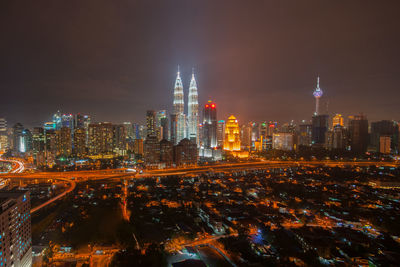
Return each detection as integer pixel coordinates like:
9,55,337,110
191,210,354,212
223,115,241,151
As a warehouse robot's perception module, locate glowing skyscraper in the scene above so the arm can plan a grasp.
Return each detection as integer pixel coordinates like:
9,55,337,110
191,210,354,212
188,69,199,146
223,115,241,151
332,114,344,128
313,77,323,115
172,67,186,144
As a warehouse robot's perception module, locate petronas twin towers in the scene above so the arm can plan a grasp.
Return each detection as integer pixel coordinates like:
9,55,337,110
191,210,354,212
172,67,199,146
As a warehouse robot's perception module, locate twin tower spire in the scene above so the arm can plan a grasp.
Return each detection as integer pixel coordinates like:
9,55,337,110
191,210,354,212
172,66,199,146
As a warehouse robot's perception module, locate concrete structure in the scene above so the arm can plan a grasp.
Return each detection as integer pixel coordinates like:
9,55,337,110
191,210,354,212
0,191,32,267
379,136,391,154
272,132,294,151
349,114,369,154
313,77,323,115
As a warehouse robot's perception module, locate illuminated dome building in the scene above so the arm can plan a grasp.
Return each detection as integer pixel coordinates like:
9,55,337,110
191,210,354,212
313,76,323,115
332,114,344,128
223,115,241,151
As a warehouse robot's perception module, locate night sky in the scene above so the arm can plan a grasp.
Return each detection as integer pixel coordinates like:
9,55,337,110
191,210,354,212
0,0,399,128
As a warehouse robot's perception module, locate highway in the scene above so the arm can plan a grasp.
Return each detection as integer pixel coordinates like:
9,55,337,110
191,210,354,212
0,159,399,215
0,158,25,173
30,177,76,214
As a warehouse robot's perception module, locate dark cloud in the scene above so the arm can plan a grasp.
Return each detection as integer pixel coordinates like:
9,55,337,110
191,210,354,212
0,0,399,127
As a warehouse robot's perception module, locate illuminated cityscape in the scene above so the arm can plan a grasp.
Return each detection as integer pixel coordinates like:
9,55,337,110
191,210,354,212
0,1,399,267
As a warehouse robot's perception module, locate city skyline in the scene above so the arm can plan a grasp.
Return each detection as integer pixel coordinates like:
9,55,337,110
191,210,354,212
1,1,399,127
1,2,400,266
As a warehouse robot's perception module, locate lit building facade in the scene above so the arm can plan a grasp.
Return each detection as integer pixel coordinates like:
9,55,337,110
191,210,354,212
146,110,156,138
73,128,87,157
217,120,225,148
12,123,24,153
240,123,252,151
187,71,199,145
299,123,312,147
371,120,399,153
172,68,186,144
113,124,127,155
56,127,72,156
272,132,294,151
379,136,391,154
144,135,160,167
0,191,32,267
0,118,8,153
88,123,114,155
332,114,344,128
202,101,217,149
133,139,144,155
32,127,45,156
223,115,241,151
156,110,167,141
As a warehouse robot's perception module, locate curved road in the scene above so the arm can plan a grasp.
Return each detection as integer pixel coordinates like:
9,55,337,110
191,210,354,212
0,158,76,214
30,178,76,214
1,159,399,214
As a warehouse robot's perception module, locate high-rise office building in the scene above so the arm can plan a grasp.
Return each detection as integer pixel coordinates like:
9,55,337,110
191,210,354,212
44,129,57,166
379,136,391,154
133,139,144,155
61,114,74,130
20,129,32,153
160,117,169,141
73,128,87,157
155,110,167,141
160,139,173,166
371,120,399,153
313,77,323,115
349,114,369,154
0,118,8,152
52,110,62,130
88,123,114,155
251,122,260,149
174,139,197,166
113,124,127,155
312,115,329,146
332,125,347,151
0,191,32,267
202,101,217,149
146,110,156,138
56,127,72,156
217,120,225,148
45,129,57,155
32,127,45,155
187,70,199,145
123,122,134,141
172,68,186,144
144,135,160,166
12,123,24,153
272,133,294,151
224,115,241,151
299,123,312,147
170,114,178,145
240,123,252,151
